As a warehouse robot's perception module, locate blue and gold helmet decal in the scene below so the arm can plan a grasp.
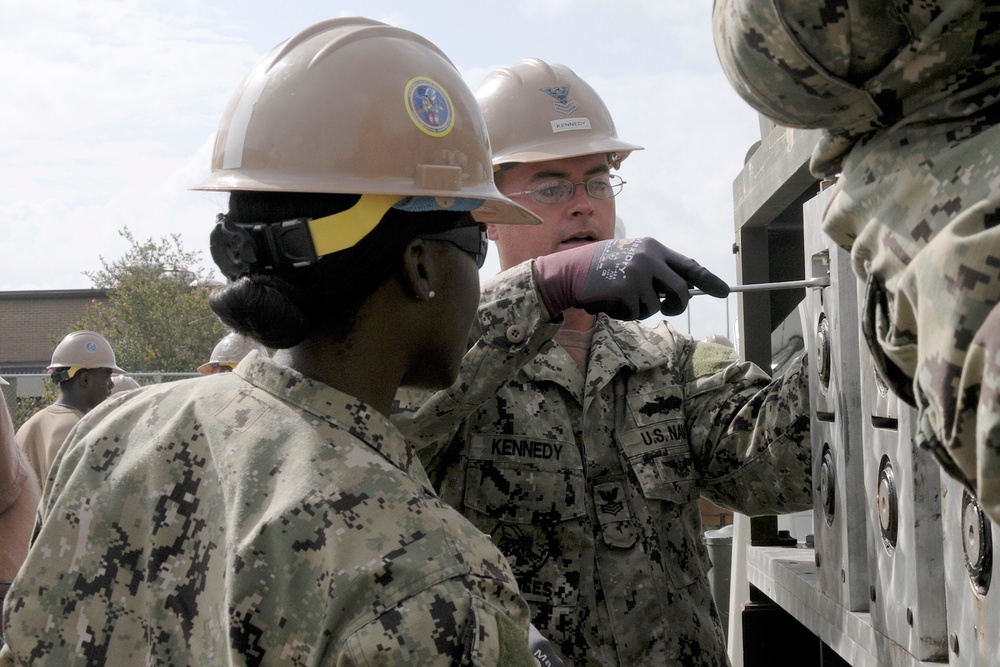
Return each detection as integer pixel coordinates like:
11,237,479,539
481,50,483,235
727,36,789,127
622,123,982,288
405,77,454,137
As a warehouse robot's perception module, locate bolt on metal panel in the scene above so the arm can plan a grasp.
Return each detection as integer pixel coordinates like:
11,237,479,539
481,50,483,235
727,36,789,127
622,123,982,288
942,473,1000,666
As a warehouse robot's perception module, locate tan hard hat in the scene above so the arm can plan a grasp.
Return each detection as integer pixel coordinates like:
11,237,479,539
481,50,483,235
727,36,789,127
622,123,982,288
48,331,126,377
197,333,268,375
193,17,539,232
476,58,643,167
110,374,141,395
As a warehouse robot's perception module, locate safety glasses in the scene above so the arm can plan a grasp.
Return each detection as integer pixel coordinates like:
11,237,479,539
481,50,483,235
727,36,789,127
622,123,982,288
418,224,489,269
507,173,626,205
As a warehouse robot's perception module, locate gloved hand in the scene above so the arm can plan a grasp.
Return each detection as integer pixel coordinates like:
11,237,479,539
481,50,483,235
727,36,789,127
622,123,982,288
534,237,730,320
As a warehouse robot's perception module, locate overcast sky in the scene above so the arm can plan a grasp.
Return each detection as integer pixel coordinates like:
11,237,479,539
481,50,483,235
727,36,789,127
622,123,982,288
0,1,763,341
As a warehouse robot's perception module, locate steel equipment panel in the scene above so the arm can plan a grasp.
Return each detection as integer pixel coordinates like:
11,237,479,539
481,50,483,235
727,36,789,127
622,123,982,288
859,335,948,661
801,188,869,611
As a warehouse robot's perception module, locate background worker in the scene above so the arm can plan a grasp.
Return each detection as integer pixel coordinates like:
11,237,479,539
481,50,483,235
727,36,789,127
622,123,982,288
396,59,812,666
0,18,644,666
16,330,123,488
109,374,141,395
197,331,268,375
0,376,40,649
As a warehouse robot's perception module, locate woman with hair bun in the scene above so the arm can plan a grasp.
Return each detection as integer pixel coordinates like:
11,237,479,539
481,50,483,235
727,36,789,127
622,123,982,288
0,18,548,666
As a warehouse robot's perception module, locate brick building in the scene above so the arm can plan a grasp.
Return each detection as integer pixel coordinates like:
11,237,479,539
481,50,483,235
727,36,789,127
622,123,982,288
1,290,107,375
1,289,108,417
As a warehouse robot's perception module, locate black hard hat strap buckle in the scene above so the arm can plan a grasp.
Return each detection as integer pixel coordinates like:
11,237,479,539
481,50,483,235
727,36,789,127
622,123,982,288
210,215,320,280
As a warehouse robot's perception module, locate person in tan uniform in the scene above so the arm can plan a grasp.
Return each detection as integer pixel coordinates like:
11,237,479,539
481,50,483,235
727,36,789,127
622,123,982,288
0,376,40,649
15,330,124,488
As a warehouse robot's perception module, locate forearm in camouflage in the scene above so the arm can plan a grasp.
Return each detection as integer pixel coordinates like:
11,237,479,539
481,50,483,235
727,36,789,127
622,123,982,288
688,351,812,514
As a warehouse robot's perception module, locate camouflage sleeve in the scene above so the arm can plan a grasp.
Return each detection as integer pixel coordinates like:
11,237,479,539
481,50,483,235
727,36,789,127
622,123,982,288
823,116,1000,521
392,261,562,455
684,344,813,515
342,588,535,666
712,1,1000,140
712,0,1000,520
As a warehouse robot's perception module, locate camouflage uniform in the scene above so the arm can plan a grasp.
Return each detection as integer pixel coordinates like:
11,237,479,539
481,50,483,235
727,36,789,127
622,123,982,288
0,354,535,667
713,0,1000,520
395,263,812,666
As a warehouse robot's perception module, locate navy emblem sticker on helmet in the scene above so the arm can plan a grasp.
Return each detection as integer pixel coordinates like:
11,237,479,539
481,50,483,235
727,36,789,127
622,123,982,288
541,86,576,115
406,77,454,137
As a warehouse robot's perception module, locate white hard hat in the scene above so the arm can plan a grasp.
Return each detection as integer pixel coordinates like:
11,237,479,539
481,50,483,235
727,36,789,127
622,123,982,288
198,333,268,375
110,374,141,395
476,58,643,167
193,17,540,228
48,330,126,378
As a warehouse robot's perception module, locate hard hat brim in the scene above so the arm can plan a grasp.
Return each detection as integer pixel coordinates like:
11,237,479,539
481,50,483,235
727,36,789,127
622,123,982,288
493,139,644,167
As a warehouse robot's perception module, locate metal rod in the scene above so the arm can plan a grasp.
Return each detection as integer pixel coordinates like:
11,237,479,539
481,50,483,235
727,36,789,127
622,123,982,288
689,275,830,297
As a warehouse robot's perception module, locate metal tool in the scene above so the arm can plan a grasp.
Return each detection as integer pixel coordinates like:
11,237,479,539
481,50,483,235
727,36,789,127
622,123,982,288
689,275,830,297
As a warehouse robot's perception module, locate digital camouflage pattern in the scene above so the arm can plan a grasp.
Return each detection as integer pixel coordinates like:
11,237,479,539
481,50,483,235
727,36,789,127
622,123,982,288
394,262,812,666
0,354,535,667
712,0,1000,520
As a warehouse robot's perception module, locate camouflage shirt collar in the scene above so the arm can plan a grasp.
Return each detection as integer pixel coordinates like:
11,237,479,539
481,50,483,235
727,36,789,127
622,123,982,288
234,353,427,484
527,316,682,392
596,316,686,371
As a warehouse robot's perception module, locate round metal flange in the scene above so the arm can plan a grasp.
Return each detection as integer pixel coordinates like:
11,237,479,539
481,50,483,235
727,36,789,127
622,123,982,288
820,445,836,526
816,314,831,392
962,491,993,596
877,456,898,552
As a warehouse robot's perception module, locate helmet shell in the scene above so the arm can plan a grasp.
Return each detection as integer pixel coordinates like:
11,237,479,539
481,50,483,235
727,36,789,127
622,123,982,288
110,374,141,395
48,331,125,374
198,333,268,375
194,18,539,225
476,58,643,166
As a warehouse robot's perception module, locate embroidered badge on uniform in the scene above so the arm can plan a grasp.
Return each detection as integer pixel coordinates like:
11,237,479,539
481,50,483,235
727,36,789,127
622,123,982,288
598,486,625,517
491,522,551,574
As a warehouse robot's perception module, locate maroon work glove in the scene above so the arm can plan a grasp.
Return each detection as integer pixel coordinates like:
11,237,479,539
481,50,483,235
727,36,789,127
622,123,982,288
535,238,730,320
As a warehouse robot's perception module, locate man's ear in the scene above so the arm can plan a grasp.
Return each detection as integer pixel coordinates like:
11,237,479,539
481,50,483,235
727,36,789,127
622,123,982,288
400,238,436,301
486,223,501,241
75,370,91,388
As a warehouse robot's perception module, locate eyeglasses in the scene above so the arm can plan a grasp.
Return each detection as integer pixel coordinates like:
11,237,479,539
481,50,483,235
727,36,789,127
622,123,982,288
507,174,626,205
419,224,489,269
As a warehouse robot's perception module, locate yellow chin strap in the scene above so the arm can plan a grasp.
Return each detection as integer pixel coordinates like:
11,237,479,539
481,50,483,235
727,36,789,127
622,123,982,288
307,194,403,257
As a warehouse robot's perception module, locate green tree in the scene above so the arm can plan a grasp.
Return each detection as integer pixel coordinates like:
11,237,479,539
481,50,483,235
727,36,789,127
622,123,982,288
70,227,229,374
